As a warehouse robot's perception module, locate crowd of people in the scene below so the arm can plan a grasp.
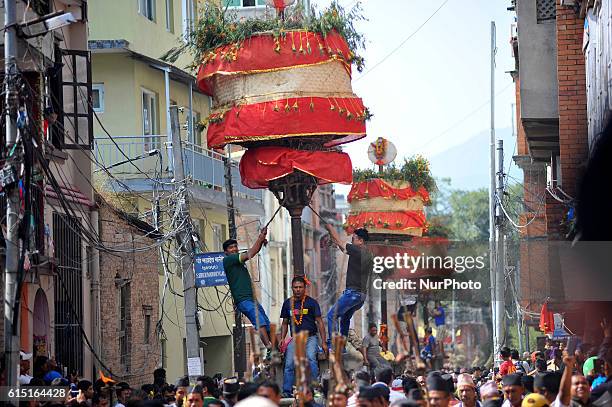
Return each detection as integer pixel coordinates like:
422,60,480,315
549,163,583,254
8,221,612,407
11,317,612,407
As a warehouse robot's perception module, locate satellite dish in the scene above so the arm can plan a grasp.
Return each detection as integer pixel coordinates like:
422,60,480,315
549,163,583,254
368,137,397,166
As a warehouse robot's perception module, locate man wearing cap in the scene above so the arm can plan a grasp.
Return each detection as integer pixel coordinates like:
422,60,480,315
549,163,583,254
457,373,481,407
373,367,405,403
357,385,389,406
222,229,273,356
501,374,524,407
19,351,33,385
427,372,452,407
325,224,374,349
480,381,502,402
221,377,240,407
115,382,132,407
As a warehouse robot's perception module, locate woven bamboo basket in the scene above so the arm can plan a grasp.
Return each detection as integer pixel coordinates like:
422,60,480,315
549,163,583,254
210,60,354,108
365,226,423,237
349,197,425,212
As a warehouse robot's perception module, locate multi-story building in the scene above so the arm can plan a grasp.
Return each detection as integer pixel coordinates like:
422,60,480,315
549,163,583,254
0,0,97,379
509,0,612,346
87,0,277,380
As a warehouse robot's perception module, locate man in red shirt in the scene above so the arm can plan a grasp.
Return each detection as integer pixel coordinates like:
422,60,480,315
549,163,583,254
499,347,517,377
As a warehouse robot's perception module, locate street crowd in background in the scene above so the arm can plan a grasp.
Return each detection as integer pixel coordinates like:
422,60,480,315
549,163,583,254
9,317,612,407
6,226,612,406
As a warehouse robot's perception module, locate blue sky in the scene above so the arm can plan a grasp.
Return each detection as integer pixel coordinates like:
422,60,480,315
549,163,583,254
312,0,517,191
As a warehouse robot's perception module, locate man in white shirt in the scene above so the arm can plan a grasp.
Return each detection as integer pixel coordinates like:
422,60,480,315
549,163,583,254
18,351,33,385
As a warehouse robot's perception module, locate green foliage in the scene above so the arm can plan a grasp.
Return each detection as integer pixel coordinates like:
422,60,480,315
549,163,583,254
447,188,490,241
426,181,490,242
352,156,436,192
161,1,367,72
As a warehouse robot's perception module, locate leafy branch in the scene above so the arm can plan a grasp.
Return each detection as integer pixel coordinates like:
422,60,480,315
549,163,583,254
160,1,367,72
353,155,437,192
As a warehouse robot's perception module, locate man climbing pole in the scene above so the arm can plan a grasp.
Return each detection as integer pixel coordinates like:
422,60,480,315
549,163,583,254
324,223,374,350
222,228,273,357
279,276,328,397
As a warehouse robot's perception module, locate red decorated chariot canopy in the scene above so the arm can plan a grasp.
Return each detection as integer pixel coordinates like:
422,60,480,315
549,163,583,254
239,146,353,189
198,29,367,149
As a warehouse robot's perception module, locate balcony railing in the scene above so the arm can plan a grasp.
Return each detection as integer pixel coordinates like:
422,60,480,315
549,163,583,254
94,135,262,202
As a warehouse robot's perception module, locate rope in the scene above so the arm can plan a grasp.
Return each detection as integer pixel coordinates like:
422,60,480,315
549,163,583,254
307,203,329,225
263,204,283,229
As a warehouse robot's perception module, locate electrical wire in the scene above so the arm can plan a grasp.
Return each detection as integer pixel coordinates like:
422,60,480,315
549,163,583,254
355,0,451,81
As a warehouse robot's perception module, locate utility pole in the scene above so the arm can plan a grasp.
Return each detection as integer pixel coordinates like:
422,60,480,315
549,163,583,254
166,69,201,381
4,0,20,387
379,164,387,327
224,147,246,379
495,139,506,352
489,21,499,364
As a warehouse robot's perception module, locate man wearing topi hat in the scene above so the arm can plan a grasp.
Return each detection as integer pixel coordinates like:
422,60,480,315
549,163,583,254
427,372,452,407
457,373,481,407
501,374,525,407
480,381,502,402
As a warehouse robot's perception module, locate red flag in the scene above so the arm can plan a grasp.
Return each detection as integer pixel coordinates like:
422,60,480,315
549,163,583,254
539,302,554,334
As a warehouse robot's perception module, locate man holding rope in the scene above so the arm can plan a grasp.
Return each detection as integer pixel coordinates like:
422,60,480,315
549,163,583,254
223,228,273,357
324,223,374,351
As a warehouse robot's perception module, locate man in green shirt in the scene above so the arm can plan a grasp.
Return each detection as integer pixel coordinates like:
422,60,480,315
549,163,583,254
222,227,272,354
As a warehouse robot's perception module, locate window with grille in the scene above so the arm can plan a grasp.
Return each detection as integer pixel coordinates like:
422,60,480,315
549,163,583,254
53,213,84,375
536,0,556,23
119,282,132,372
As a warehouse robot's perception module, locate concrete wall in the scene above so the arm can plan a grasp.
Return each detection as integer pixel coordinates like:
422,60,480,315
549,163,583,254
88,0,195,69
517,0,559,121
92,54,210,144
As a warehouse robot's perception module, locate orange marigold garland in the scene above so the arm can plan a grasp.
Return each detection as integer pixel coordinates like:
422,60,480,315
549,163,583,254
291,295,306,326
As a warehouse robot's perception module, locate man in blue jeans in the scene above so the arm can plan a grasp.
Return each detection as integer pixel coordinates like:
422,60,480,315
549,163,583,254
324,224,373,350
223,228,272,355
279,276,328,397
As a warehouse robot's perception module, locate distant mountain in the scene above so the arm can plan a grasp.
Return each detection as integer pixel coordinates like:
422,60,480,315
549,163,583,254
429,128,521,191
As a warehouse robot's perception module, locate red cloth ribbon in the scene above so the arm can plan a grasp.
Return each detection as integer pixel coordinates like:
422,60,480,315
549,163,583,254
196,30,352,95
207,96,367,149
239,147,353,189
348,179,430,204
345,211,426,234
